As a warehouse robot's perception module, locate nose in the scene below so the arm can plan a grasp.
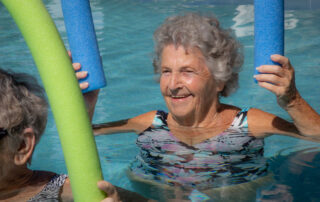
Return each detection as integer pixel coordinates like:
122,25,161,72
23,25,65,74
168,72,182,92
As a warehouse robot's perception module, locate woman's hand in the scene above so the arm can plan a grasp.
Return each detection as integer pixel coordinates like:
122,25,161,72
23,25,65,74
255,55,320,137
97,181,122,202
70,52,99,121
69,50,89,90
98,181,154,202
254,54,299,109
73,62,89,90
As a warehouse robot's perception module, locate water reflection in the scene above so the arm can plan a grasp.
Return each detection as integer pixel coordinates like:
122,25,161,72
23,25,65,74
231,4,299,39
2,0,318,201
260,146,320,201
285,11,299,30
128,130,320,201
232,5,254,38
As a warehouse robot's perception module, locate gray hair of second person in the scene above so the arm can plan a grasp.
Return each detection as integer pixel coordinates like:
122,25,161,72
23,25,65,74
0,68,48,159
153,13,244,97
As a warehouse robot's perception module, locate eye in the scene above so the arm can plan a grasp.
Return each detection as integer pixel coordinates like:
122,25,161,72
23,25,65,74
161,68,171,75
182,68,195,74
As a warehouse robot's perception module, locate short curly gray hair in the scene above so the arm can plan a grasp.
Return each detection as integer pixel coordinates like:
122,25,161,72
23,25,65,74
153,13,243,97
0,68,48,157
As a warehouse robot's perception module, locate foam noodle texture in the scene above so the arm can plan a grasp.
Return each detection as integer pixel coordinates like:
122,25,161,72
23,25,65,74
1,0,105,201
254,0,284,81
61,0,106,93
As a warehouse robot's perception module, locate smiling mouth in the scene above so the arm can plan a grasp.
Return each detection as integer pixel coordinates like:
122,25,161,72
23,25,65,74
171,95,188,98
170,94,191,101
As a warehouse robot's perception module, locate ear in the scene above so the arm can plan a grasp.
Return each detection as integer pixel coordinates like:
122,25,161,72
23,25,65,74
14,128,36,166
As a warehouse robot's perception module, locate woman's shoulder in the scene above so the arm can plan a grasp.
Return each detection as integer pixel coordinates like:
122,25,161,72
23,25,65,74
27,171,68,202
221,104,260,115
220,104,241,111
246,107,274,134
246,108,298,137
129,110,159,133
131,110,158,122
247,108,277,123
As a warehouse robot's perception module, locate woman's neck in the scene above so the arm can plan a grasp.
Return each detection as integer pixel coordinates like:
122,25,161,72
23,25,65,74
0,167,34,199
168,100,222,128
0,169,56,201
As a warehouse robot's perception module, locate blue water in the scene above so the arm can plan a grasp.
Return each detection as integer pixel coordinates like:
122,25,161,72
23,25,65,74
1,0,320,201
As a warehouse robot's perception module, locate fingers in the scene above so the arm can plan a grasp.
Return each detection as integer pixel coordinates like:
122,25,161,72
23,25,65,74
270,54,292,69
255,55,293,84
255,56,297,108
256,81,283,96
256,65,284,77
254,70,286,86
73,63,81,71
72,62,89,90
257,55,292,72
79,82,89,90
254,66,288,87
98,181,121,202
76,71,88,79
97,180,116,196
254,71,291,97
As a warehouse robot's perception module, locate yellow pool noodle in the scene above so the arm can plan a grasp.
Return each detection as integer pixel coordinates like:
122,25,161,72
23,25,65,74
1,0,106,201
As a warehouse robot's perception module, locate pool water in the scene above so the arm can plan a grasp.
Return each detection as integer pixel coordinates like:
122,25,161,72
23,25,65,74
1,0,320,201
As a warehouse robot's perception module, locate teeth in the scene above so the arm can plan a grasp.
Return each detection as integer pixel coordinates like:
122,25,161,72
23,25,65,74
172,95,187,98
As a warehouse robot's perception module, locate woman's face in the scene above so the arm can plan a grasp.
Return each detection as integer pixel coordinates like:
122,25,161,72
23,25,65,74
160,44,222,122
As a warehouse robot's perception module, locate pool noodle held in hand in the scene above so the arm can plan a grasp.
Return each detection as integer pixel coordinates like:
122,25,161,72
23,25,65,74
61,0,106,93
1,0,105,201
254,0,284,82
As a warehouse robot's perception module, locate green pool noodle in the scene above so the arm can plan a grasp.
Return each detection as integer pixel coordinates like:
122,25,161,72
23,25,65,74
1,0,106,201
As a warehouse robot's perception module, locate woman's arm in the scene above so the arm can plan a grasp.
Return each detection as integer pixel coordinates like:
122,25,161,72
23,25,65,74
72,62,98,122
72,62,156,135
247,108,298,138
93,111,157,135
248,108,320,142
253,55,320,138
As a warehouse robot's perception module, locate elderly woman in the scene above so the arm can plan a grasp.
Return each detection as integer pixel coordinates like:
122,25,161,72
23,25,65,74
78,13,320,201
0,69,151,202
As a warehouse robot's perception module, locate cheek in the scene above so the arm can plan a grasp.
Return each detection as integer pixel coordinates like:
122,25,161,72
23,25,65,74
159,78,167,94
184,76,195,85
202,82,218,100
186,78,207,93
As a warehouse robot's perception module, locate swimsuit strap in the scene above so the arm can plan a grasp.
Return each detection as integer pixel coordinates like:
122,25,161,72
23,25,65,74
152,108,250,128
230,107,250,128
151,110,168,128
27,174,68,202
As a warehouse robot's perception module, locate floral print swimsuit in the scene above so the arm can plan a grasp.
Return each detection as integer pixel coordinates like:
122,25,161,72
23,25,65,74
129,109,268,189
